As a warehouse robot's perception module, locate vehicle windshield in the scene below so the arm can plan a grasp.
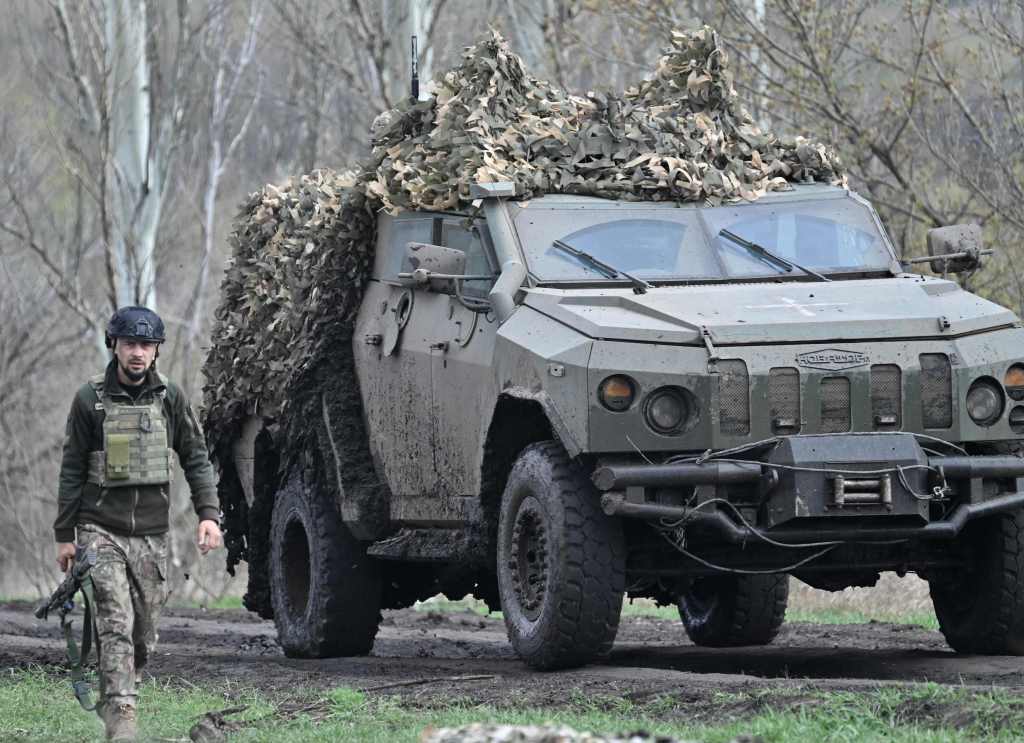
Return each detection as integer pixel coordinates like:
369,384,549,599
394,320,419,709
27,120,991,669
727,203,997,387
510,194,894,283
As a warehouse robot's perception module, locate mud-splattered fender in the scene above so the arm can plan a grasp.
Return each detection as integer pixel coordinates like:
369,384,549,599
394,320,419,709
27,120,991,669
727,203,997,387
492,306,593,457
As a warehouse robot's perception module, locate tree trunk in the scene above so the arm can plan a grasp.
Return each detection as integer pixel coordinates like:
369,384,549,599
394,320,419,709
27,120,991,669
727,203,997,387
105,0,162,310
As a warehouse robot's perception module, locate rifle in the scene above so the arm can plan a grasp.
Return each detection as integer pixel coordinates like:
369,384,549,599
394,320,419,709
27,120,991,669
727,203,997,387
36,545,96,620
36,544,98,710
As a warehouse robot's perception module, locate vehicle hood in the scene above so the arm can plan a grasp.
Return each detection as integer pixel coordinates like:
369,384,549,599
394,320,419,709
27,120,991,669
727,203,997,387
522,276,1018,345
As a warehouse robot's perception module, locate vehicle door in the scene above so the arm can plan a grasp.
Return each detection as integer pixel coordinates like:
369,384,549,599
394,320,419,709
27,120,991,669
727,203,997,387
429,216,500,497
354,213,445,497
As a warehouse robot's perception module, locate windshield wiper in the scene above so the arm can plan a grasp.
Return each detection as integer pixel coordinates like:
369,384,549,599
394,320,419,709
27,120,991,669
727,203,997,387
718,229,830,282
551,239,653,294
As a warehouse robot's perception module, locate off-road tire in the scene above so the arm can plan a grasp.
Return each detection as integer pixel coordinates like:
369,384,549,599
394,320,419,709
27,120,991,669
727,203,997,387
928,510,1024,655
678,573,789,647
269,469,382,657
497,441,626,670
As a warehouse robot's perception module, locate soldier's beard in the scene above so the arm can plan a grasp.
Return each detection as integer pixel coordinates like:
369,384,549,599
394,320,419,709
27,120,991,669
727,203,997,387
120,360,148,383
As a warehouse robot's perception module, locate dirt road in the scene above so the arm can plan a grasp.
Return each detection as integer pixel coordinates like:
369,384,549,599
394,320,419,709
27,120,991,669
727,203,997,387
3,601,1023,717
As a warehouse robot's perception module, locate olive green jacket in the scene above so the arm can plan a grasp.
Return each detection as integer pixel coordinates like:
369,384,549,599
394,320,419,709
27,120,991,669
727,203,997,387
54,361,219,542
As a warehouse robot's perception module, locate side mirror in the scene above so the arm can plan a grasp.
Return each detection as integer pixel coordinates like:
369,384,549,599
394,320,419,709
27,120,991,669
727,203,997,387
926,224,986,274
400,242,466,292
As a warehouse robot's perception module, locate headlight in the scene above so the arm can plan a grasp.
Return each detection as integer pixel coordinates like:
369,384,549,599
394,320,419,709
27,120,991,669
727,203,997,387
643,387,692,434
598,375,635,412
966,378,1004,426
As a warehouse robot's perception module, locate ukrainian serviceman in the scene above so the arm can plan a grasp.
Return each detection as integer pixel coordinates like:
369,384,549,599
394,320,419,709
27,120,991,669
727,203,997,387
54,306,222,741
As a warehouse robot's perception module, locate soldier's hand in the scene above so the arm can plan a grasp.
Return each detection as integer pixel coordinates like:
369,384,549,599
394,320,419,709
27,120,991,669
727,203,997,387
56,542,76,573
197,520,222,555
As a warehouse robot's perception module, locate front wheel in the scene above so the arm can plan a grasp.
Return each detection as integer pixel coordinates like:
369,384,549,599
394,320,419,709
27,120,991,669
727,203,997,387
678,573,789,647
269,469,382,658
497,441,626,670
928,510,1024,655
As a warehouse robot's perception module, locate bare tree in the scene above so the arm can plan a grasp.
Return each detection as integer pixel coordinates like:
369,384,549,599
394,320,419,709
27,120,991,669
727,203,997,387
0,118,100,338
716,0,1024,310
265,0,453,170
180,0,263,377
0,247,87,595
161,0,265,602
0,0,211,597
47,0,204,311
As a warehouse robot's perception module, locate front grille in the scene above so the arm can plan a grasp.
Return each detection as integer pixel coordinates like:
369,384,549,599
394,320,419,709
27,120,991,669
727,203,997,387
820,377,851,432
716,356,946,437
769,367,801,433
718,359,750,435
871,364,902,429
920,353,953,428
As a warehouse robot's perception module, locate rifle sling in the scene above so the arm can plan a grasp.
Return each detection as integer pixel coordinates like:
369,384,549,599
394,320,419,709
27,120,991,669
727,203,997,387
60,575,98,711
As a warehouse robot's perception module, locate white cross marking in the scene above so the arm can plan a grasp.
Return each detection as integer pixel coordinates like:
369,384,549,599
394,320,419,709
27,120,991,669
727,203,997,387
743,297,849,317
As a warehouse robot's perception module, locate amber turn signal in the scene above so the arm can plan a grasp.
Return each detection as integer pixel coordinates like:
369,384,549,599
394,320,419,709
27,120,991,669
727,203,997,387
1004,364,1024,401
598,375,636,412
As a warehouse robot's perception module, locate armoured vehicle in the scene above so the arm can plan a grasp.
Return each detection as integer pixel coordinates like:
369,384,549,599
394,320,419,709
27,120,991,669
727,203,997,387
229,182,1024,668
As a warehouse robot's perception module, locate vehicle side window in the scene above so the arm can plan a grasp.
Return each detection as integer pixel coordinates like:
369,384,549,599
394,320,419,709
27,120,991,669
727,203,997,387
441,219,495,298
382,217,435,281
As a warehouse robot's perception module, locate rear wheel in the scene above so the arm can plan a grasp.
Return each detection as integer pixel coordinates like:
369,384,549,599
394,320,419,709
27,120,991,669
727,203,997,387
269,469,382,657
497,441,626,669
929,510,1024,655
678,573,789,647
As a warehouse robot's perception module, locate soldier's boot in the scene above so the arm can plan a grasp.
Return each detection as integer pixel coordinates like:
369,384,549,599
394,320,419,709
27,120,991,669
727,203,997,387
104,703,137,741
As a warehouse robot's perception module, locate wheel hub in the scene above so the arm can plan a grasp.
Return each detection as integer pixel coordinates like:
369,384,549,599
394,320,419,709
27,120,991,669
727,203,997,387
283,517,312,617
509,502,548,619
680,576,722,624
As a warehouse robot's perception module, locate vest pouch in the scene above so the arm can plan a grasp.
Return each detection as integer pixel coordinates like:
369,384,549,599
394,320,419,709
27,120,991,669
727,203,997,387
86,383,173,488
105,433,132,481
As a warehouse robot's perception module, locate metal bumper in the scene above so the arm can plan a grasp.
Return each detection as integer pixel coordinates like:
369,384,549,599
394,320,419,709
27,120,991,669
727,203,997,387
593,453,1024,543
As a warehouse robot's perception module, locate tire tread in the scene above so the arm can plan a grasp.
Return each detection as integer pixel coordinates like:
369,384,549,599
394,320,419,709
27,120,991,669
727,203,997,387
498,441,625,669
931,510,1024,655
269,470,382,658
679,572,788,647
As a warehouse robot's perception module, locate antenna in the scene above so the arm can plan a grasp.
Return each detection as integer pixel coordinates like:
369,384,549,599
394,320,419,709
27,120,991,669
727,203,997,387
410,35,419,102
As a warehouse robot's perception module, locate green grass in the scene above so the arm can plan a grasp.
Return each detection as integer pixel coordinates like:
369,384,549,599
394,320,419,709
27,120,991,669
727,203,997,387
621,598,678,620
415,595,941,630
620,598,939,629
0,669,275,742
3,669,1024,742
174,594,245,611
785,607,939,630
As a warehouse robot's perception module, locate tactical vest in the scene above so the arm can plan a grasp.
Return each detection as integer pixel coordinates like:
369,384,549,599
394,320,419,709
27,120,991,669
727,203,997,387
85,373,173,488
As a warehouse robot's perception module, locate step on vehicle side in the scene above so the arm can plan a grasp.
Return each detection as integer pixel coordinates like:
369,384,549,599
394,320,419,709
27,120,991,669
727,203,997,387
233,182,1024,668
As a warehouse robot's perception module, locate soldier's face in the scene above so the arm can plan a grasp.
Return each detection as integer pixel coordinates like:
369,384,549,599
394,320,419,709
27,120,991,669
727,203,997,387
114,339,159,384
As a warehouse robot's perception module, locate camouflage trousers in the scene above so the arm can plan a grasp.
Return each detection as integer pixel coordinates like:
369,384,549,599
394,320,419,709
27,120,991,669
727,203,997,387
77,523,169,712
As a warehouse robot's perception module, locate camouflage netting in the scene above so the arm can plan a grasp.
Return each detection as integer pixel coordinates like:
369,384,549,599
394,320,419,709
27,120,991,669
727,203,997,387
202,26,844,462
203,169,373,455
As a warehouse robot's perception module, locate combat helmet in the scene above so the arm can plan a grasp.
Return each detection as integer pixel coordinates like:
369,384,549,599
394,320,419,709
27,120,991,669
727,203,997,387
105,306,166,349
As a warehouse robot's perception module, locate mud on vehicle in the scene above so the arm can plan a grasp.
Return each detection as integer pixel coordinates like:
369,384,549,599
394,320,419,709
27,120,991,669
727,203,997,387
224,182,1024,668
